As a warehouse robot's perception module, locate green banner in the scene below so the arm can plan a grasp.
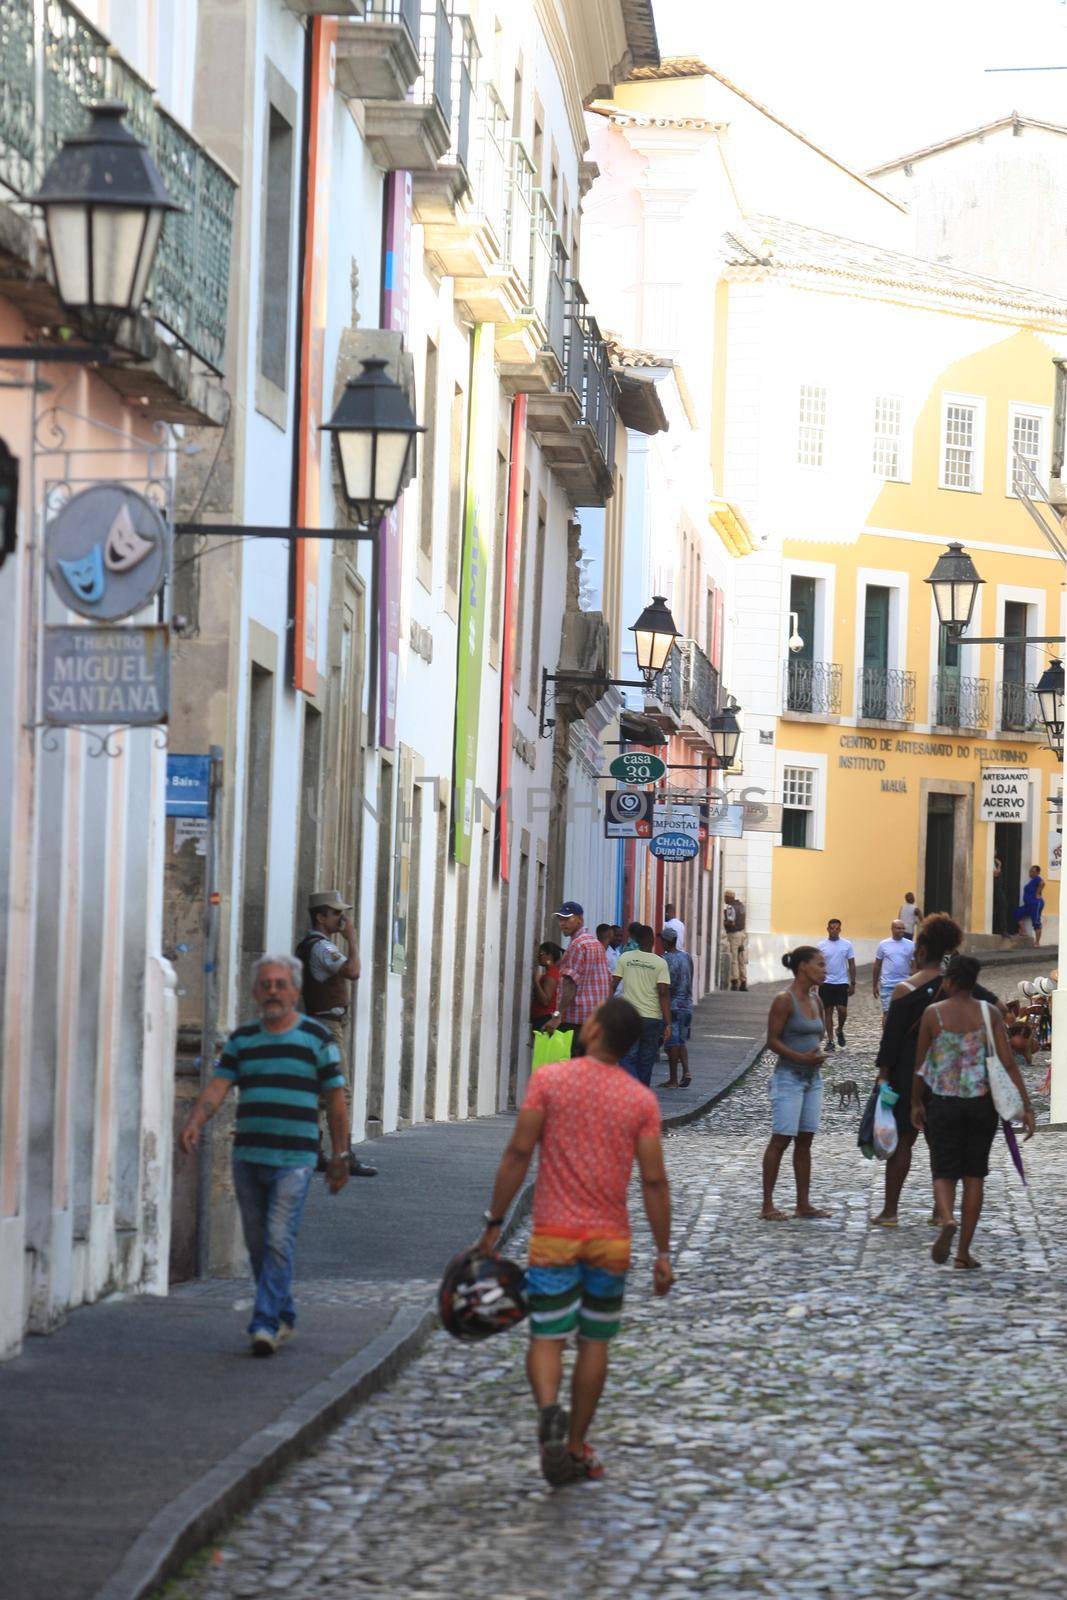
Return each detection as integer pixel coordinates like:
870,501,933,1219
451,323,495,864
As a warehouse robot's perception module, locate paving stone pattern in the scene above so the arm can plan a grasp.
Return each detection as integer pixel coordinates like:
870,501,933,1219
167,961,1067,1600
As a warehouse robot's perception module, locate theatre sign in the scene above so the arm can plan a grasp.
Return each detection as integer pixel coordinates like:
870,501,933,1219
43,625,169,726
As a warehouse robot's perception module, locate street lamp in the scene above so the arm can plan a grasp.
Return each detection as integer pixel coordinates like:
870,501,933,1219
708,701,742,769
630,595,680,686
321,357,425,522
33,101,179,339
1036,658,1065,759
923,541,984,640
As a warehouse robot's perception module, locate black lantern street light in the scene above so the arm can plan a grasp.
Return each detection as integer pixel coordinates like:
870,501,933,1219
321,357,425,523
629,595,681,687
708,701,742,770
1036,658,1065,760
32,101,179,340
924,541,985,640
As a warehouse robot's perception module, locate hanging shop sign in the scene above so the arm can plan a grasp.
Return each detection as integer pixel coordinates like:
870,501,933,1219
42,624,169,725
979,766,1030,823
166,754,213,817
650,831,700,862
604,788,653,838
45,484,169,622
653,801,703,842
609,752,666,783
705,803,746,838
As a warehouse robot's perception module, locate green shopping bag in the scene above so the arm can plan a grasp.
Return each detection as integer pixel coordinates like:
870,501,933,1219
531,1027,573,1071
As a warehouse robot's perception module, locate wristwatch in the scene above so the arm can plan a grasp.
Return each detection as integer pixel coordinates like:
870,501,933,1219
482,1209,505,1227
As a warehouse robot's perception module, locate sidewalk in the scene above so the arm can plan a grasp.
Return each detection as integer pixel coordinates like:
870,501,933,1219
0,983,768,1600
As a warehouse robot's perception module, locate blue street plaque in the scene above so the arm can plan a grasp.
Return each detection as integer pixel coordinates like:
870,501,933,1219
649,831,700,862
166,753,212,817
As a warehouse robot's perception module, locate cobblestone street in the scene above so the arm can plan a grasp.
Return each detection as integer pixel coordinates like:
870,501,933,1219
167,961,1067,1600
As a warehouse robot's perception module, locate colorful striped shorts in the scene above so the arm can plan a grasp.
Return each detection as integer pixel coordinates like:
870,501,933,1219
526,1234,629,1342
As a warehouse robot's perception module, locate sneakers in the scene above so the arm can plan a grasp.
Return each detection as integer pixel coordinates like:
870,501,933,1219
538,1404,572,1486
824,1038,836,1053
837,1029,846,1049
250,1328,277,1358
276,1322,296,1347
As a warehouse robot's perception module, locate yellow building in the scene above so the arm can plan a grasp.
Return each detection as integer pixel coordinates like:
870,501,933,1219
719,220,1067,973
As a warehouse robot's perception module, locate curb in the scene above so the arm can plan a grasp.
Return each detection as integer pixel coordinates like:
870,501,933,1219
96,1184,535,1600
659,1038,767,1131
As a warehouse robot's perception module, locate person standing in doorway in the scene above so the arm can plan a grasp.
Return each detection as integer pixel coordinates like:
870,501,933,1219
818,918,856,1051
597,923,619,976
660,926,694,1088
612,927,672,1086
542,902,613,1056
179,954,350,1355
723,890,748,991
992,857,1011,941
295,891,377,1178
898,892,922,938
872,919,915,1021
761,946,831,1221
663,902,686,950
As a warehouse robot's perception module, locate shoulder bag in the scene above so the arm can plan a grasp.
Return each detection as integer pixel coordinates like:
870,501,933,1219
980,1000,1024,1122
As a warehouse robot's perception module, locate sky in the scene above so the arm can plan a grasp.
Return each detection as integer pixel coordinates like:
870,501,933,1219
652,0,1067,170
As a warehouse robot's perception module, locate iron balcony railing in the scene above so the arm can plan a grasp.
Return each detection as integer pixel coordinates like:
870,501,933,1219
784,659,842,716
858,666,916,722
0,0,236,370
682,639,721,731
931,674,989,730
442,10,475,178
363,0,421,45
650,646,685,718
413,0,453,130
504,139,535,296
564,282,617,473
467,84,509,246
999,680,1040,733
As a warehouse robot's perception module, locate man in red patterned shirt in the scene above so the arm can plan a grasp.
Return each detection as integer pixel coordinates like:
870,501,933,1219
541,901,613,1056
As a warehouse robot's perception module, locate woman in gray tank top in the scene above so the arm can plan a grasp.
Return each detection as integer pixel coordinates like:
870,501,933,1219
760,945,831,1221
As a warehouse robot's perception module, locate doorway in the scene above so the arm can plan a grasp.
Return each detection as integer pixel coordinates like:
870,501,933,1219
924,794,956,917
994,822,1022,934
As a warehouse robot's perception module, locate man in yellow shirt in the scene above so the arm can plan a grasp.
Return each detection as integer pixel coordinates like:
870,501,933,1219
611,925,671,1086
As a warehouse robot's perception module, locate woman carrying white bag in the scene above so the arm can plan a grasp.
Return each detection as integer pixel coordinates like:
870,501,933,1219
911,954,1035,1271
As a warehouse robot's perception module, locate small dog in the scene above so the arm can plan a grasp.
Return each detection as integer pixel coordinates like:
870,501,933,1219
833,1079,861,1110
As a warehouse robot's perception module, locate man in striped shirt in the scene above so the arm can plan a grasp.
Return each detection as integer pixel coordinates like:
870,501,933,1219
179,953,349,1356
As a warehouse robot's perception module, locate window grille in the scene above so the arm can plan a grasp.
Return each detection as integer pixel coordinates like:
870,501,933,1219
873,394,902,479
943,402,976,489
797,385,827,468
1011,411,1042,496
782,766,816,810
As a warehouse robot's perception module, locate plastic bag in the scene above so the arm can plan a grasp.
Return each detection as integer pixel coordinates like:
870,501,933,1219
531,1028,573,1071
873,1092,899,1161
857,1083,878,1159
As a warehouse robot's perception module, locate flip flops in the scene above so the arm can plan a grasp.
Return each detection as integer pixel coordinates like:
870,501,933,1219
931,1222,957,1265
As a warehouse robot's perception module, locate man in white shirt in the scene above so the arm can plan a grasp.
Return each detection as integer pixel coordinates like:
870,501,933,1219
597,922,619,975
898,893,921,936
872,920,915,1021
663,902,686,951
817,918,856,1052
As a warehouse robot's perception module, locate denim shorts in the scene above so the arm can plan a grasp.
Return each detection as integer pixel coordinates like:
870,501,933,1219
770,1064,824,1136
668,1010,692,1047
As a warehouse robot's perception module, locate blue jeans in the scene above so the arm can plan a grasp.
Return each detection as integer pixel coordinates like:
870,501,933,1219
621,1017,664,1086
232,1160,313,1336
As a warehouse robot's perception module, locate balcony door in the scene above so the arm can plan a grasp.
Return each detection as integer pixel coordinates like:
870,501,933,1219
924,794,956,918
1001,601,1029,730
936,627,961,727
787,575,816,711
862,585,890,719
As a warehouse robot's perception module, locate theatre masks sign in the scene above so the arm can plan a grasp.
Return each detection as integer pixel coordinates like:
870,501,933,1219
45,484,168,621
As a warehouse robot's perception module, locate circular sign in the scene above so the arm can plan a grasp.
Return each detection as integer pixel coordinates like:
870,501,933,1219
46,484,168,622
609,752,666,783
650,831,700,862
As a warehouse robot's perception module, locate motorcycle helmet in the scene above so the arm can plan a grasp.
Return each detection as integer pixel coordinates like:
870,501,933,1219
439,1248,528,1341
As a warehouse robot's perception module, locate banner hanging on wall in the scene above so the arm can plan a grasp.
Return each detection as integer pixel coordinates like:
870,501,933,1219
451,323,495,865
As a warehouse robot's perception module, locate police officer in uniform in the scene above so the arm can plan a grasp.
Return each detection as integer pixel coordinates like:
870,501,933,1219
296,890,377,1177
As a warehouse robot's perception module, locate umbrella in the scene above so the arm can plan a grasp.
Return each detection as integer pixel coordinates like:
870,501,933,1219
1001,1118,1027,1185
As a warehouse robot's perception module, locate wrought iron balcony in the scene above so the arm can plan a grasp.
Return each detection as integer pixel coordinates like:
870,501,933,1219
0,0,236,370
783,659,842,717
680,639,721,736
525,277,618,505
931,674,989,730
357,0,453,171
857,666,915,723
999,679,1040,733
645,645,685,727
337,0,421,102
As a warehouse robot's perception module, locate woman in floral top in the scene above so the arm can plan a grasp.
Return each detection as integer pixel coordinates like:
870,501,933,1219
912,955,1034,1270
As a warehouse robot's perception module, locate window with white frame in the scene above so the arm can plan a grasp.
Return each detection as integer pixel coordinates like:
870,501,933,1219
797,385,827,468
782,764,816,848
873,394,903,479
940,395,984,491
1008,405,1045,497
